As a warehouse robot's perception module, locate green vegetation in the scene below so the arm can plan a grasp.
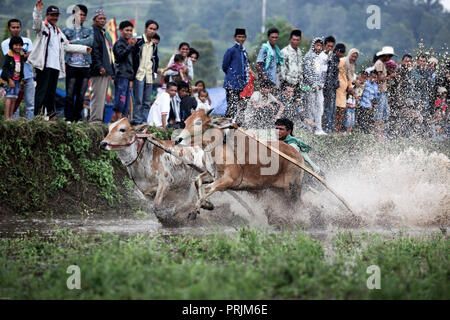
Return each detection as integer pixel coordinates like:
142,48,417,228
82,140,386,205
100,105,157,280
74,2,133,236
0,118,172,216
0,228,448,299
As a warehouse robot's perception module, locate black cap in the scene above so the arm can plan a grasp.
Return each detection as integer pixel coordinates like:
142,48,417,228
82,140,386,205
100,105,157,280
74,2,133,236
234,28,246,37
46,5,60,15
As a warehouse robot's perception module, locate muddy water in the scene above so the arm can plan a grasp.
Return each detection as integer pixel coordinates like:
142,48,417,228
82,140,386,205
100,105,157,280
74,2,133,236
1,147,448,239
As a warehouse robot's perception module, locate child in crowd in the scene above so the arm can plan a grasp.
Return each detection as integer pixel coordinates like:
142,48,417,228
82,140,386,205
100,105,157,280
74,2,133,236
192,80,211,104
428,86,448,141
196,89,212,111
344,94,356,133
1,36,25,119
162,54,188,82
357,70,379,133
112,21,136,122
245,80,284,129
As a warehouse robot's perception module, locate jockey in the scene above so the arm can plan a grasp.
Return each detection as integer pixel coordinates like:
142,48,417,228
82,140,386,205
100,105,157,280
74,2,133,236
275,118,321,173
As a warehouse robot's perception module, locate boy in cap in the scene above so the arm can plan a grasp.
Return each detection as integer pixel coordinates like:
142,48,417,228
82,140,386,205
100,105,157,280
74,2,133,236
222,28,249,124
28,0,91,120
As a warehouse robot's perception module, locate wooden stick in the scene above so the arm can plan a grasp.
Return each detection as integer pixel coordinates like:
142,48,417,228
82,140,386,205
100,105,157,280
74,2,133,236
236,127,354,214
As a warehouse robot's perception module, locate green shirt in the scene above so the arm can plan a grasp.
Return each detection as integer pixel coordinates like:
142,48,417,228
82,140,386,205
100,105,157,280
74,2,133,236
282,135,312,153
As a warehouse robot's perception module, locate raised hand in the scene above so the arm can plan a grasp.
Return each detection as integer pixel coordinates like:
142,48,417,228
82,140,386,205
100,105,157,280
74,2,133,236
86,47,92,54
36,0,44,10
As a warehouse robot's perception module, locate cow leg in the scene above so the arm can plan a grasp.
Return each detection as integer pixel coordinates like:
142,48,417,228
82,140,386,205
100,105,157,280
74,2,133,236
192,175,235,217
154,181,169,208
194,172,215,211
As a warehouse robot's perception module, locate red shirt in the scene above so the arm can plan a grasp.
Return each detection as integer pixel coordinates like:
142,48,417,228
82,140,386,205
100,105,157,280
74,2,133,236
434,97,447,112
12,54,21,81
240,72,255,98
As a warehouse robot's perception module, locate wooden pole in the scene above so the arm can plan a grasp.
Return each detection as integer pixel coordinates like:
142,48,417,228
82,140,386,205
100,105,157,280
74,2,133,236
235,127,355,214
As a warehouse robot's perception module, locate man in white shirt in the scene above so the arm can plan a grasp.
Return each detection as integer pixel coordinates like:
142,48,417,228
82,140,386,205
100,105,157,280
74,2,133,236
280,29,303,93
1,19,35,120
147,82,178,129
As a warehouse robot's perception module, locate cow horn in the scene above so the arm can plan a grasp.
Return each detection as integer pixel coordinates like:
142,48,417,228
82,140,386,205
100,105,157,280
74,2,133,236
206,108,214,116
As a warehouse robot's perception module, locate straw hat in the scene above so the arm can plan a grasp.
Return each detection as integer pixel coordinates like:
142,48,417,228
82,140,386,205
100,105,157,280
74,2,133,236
376,46,397,57
437,86,447,94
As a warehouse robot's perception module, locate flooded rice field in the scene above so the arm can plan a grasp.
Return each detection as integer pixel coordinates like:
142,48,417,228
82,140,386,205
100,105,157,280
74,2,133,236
1,146,448,239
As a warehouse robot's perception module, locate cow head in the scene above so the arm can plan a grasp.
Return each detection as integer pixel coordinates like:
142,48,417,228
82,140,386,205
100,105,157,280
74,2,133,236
100,118,146,151
174,109,215,147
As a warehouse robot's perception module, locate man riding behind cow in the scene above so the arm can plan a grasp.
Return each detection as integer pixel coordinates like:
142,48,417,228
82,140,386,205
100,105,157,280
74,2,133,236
275,118,321,174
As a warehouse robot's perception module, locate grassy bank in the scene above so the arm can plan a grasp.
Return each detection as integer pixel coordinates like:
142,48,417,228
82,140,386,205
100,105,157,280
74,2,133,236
0,118,173,216
0,228,448,299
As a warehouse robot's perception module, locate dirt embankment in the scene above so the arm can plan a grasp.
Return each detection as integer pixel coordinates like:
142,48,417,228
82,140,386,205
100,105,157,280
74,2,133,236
0,119,136,217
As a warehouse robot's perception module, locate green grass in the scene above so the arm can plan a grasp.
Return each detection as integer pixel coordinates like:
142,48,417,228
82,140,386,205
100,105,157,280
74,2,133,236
1,228,448,299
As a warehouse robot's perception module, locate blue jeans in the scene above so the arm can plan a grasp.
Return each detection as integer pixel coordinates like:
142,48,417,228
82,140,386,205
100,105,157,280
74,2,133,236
133,77,153,124
322,91,336,133
374,92,389,121
113,77,131,116
12,78,35,120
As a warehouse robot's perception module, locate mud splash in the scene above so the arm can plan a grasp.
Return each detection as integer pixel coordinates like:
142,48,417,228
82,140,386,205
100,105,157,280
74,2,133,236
299,147,450,229
1,145,448,238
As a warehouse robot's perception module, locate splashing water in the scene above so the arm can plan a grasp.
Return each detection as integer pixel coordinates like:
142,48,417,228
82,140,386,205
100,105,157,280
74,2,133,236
300,147,449,228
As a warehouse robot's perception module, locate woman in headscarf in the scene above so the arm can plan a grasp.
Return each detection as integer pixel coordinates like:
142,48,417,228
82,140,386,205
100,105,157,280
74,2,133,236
335,48,359,132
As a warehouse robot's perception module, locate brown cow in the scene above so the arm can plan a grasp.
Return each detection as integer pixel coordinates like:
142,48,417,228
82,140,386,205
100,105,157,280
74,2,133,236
100,117,254,226
175,110,305,224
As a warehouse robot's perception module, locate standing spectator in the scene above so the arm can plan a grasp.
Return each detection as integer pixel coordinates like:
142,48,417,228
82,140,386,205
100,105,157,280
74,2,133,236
222,28,249,121
303,37,326,135
428,87,447,141
62,4,93,122
1,19,35,120
280,29,303,95
357,70,379,133
409,55,432,120
389,54,413,136
427,57,439,108
28,1,91,121
335,48,359,133
89,8,114,124
323,43,346,133
165,42,191,83
319,36,336,89
111,21,136,121
1,37,25,119
147,82,177,129
256,28,284,87
373,46,397,139
132,19,159,125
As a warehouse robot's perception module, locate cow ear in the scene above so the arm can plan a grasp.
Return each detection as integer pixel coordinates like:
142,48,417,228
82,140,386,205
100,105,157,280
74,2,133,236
206,108,214,116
